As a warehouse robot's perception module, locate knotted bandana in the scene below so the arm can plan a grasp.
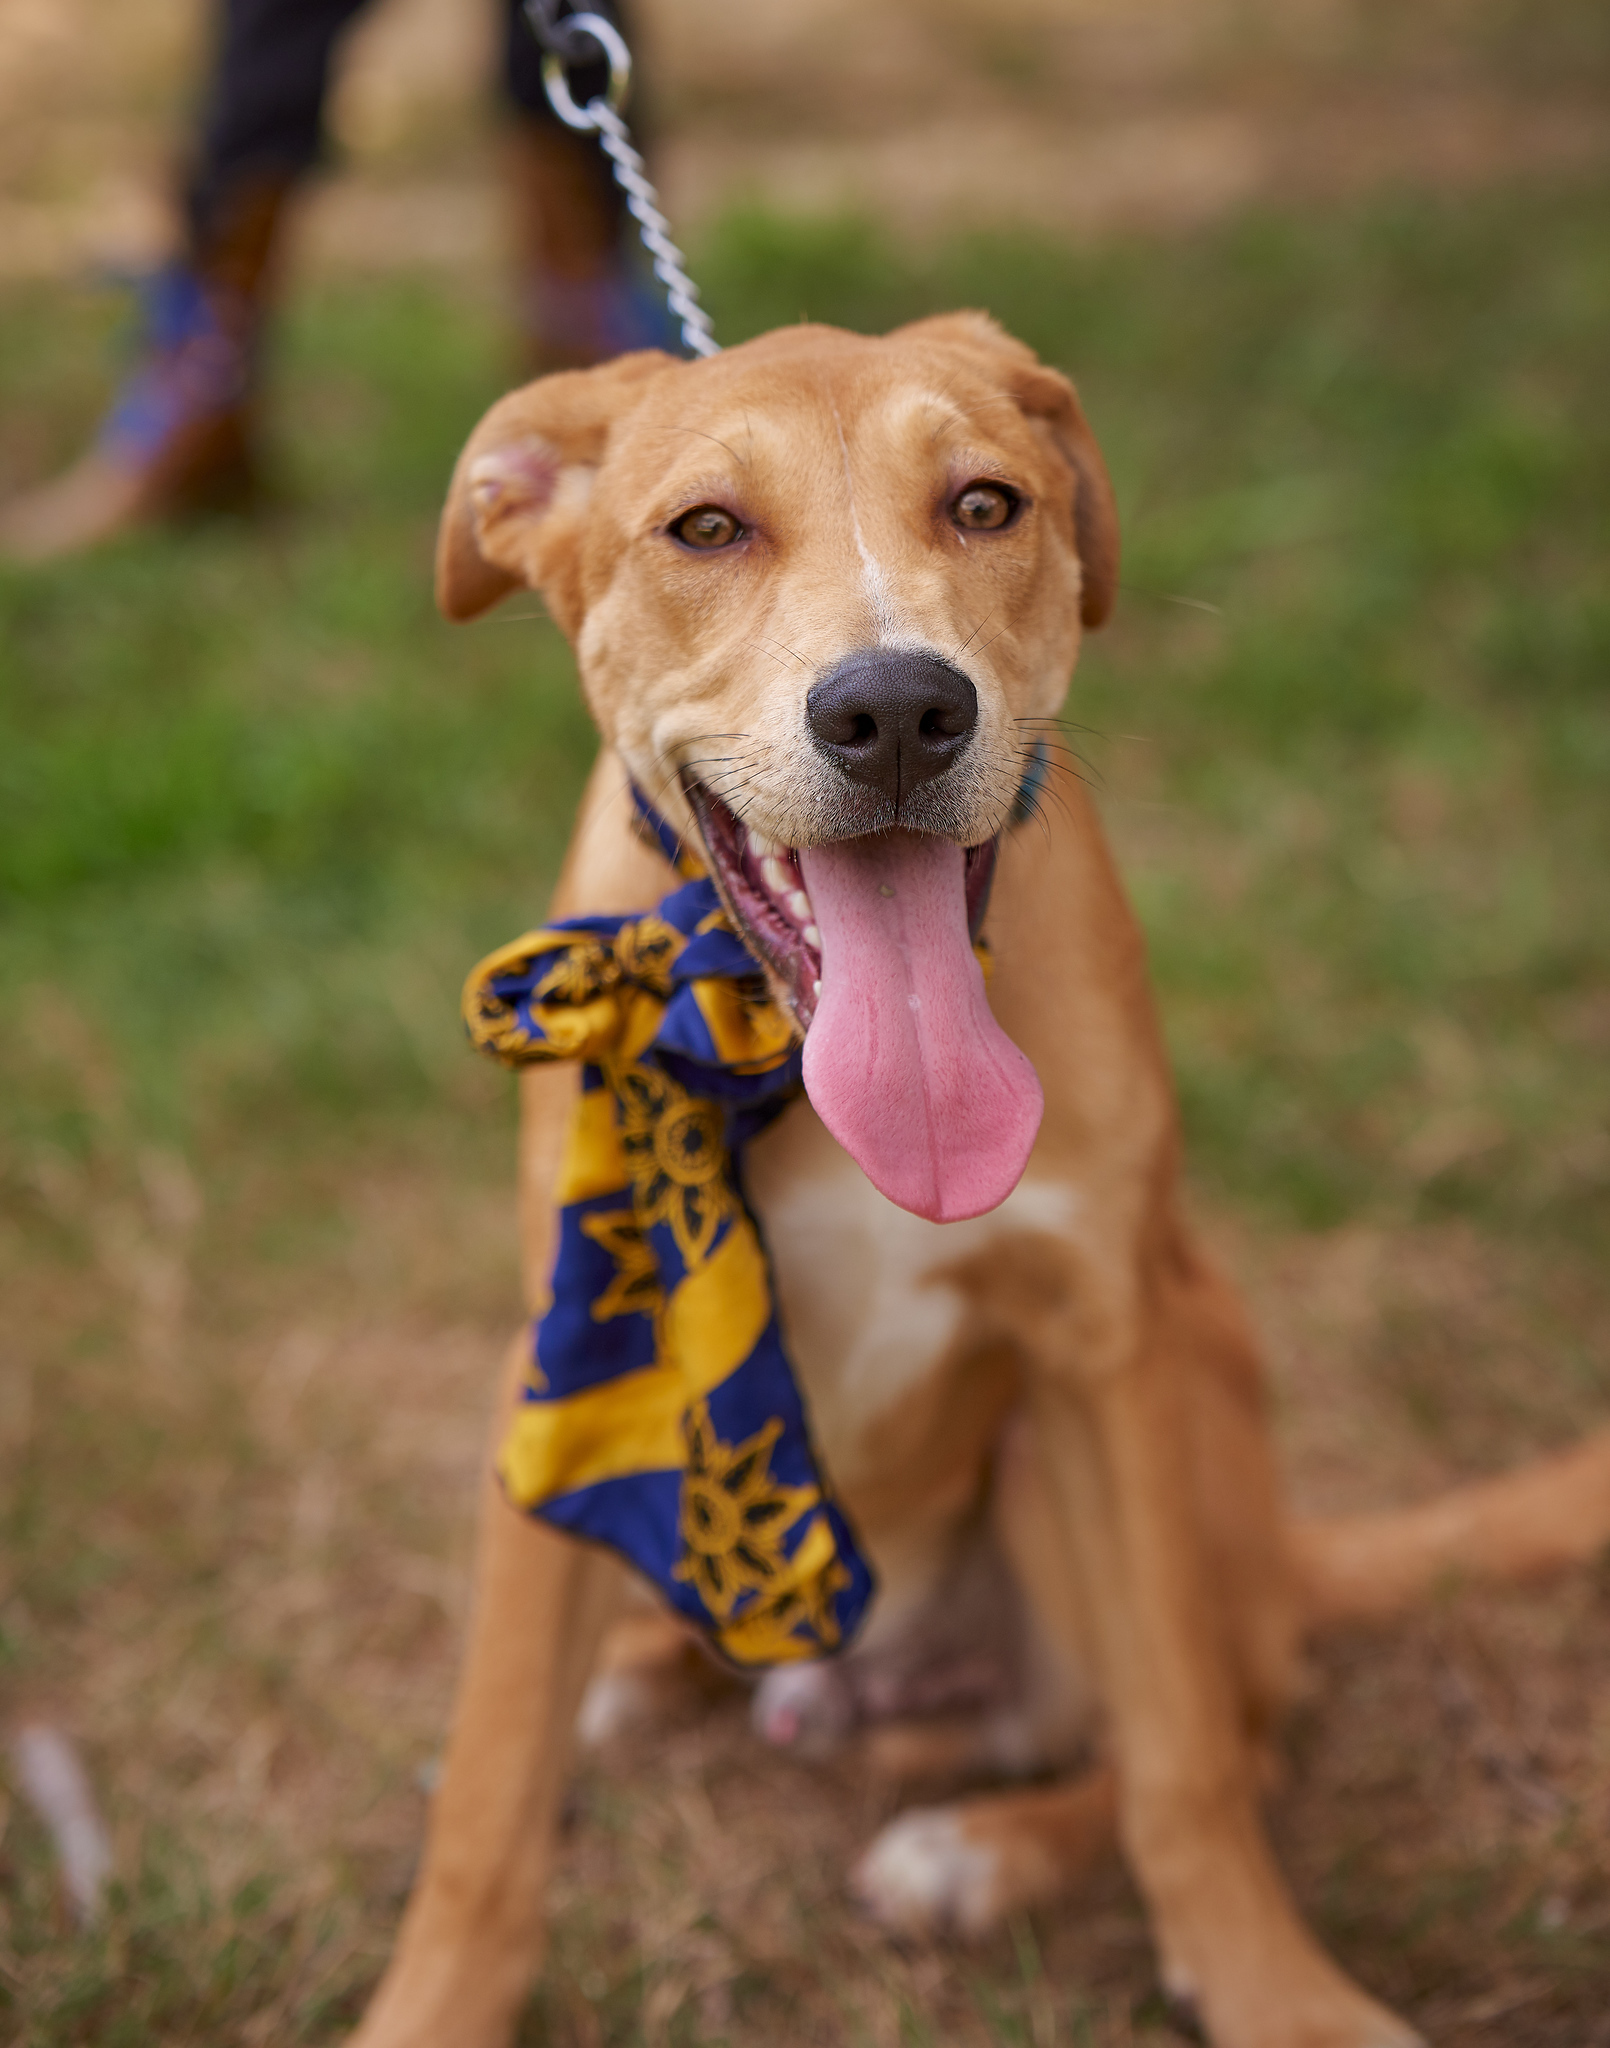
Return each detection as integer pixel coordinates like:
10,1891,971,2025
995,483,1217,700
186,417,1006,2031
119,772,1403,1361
463,799,875,1667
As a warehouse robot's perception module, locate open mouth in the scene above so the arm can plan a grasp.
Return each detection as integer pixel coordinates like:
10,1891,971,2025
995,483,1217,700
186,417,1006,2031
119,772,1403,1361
682,778,1041,1223
683,781,1000,1035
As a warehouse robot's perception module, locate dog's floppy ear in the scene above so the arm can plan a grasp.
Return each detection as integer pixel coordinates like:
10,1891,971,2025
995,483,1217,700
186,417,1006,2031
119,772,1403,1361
436,349,673,630
894,312,1120,630
1009,361,1119,631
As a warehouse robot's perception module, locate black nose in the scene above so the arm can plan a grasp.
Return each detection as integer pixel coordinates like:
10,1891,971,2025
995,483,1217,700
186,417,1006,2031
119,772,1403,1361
806,650,978,803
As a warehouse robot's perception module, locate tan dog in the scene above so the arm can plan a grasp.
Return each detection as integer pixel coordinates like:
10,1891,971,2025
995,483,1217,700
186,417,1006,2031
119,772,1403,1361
352,315,1610,2048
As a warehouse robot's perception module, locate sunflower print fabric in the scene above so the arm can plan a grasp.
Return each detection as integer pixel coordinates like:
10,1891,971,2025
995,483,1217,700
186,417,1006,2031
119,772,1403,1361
462,799,874,1667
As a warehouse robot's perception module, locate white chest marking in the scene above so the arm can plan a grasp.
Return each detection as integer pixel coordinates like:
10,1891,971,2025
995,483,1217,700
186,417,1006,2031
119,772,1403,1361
761,1165,1081,1465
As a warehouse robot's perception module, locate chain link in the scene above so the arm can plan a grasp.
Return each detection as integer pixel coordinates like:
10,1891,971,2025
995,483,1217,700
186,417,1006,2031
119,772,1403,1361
522,3,719,360
583,102,719,359
522,0,601,65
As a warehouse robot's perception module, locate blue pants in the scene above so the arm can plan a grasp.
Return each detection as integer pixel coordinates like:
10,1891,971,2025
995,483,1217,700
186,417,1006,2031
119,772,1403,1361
185,0,627,243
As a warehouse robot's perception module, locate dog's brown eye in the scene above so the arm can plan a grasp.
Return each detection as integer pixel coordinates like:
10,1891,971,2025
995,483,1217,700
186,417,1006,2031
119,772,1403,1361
951,483,1018,532
672,505,742,550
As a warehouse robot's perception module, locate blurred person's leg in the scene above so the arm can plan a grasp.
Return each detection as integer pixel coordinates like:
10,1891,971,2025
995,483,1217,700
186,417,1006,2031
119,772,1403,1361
0,0,679,562
0,0,371,561
501,0,679,371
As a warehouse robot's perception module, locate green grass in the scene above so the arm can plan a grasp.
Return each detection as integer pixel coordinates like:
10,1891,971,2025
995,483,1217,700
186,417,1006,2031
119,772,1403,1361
733,195,1610,1244
0,276,591,1173
2,178,1609,2040
4,190,1608,1232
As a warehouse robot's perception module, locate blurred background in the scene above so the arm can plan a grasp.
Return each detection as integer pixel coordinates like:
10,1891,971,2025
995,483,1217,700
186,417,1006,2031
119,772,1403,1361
1,2,1608,2041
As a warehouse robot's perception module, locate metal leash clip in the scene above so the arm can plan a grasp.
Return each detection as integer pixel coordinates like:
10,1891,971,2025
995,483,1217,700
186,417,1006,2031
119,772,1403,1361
522,1,719,360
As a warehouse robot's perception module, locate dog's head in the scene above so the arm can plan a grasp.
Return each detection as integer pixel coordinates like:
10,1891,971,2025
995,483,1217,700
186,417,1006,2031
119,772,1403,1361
439,314,1118,1221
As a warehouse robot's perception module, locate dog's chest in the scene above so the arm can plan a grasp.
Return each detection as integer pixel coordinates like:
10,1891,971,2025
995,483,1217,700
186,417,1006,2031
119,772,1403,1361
744,1098,1077,1508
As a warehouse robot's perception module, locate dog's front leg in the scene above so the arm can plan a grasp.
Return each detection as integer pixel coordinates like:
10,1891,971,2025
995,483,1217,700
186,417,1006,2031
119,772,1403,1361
1027,1274,1417,2048
352,1395,621,2048
355,764,674,2045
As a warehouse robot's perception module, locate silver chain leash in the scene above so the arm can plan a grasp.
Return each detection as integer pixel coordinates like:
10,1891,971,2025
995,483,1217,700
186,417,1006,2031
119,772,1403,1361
522,3,719,360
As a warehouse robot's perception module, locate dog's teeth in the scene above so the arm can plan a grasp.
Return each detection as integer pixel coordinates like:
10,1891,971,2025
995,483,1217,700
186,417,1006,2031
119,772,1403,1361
786,890,812,924
813,979,822,998
749,831,778,859
803,924,821,950
761,856,791,896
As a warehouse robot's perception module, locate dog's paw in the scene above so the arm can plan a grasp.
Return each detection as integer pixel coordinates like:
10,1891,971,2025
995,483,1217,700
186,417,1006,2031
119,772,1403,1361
751,1662,856,1754
575,1669,659,1748
851,1806,1002,1937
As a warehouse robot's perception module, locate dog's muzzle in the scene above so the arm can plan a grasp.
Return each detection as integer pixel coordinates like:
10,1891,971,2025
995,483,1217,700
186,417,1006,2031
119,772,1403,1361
806,649,978,806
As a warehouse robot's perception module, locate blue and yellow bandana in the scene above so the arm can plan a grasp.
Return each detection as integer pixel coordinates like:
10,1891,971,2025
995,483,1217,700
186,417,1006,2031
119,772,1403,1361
463,800,875,1667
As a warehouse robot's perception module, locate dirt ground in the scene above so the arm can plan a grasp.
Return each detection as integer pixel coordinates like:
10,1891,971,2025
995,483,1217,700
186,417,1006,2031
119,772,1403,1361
10,1139,1609,2043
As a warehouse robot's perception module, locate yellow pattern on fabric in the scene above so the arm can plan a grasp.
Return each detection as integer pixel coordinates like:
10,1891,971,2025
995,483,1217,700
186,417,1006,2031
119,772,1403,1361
554,1086,626,1205
613,915,681,994
465,905,861,1667
499,1358,682,1499
673,1402,816,1621
693,977,799,1072
462,916,690,1068
612,1061,731,1269
535,938,618,1006
495,1204,778,1515
496,1222,773,1502
717,1513,853,1665
578,1209,662,1322
463,929,574,1059
660,1214,771,1386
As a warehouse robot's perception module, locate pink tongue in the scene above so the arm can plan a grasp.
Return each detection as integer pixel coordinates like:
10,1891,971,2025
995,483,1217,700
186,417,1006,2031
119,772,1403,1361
798,834,1043,1222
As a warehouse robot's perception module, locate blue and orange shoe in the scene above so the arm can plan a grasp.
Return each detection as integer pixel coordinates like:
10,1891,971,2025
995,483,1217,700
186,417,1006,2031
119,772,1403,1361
0,256,261,563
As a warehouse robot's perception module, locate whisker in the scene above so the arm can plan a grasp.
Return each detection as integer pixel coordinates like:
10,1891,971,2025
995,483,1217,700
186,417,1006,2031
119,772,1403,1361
1029,762,1082,807
664,748,762,786
745,636,807,673
924,369,965,443
1013,716,1108,778
1022,742,1098,781
1014,715,1106,738
1006,775,1055,847
1032,739,1097,778
1013,729,1089,755
1015,776,1073,839
944,394,1019,429
699,771,764,803
697,757,767,802
685,766,764,806
1037,757,1096,798
640,761,690,814
1019,738,1087,785
663,423,747,467
1118,583,1224,617
952,610,995,662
